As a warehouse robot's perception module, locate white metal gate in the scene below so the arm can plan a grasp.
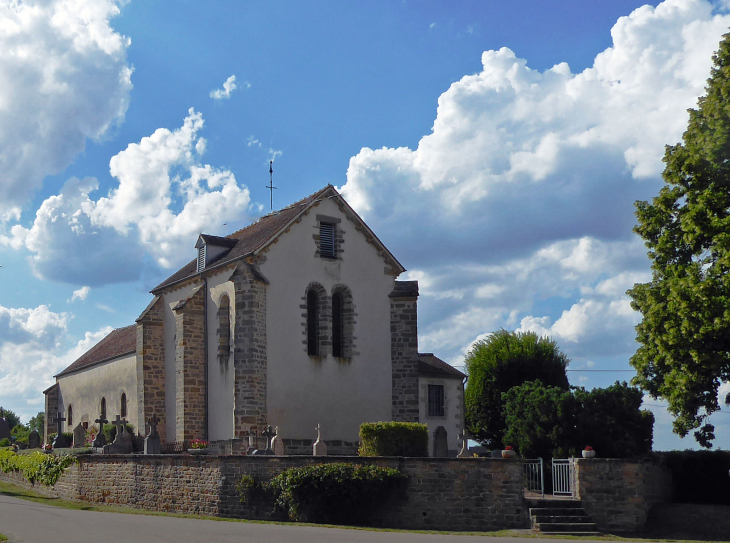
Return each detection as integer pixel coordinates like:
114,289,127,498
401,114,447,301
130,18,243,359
523,458,544,498
551,458,575,497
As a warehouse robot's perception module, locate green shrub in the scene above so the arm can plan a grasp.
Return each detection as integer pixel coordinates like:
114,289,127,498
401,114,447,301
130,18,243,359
0,449,77,486
0,438,10,448
267,463,406,524
11,425,29,444
358,422,428,457
236,474,272,510
659,450,730,505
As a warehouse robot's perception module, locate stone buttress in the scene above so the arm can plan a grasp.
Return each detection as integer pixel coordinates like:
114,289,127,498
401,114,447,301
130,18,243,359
136,295,167,442
232,262,269,438
173,286,207,441
390,280,420,422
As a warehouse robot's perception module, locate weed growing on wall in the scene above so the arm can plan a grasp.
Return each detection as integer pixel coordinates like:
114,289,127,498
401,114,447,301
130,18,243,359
0,449,77,486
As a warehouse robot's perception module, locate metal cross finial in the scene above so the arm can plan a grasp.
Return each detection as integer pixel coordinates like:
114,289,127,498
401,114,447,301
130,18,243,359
266,160,277,211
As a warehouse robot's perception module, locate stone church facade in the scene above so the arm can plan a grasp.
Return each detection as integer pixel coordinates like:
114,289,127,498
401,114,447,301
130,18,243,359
45,185,465,455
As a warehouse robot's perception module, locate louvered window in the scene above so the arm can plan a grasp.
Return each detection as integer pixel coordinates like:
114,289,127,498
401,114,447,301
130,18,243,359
319,223,336,259
197,244,206,272
428,385,445,417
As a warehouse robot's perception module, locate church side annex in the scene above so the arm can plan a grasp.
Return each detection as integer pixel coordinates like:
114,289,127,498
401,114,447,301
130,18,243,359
45,185,465,456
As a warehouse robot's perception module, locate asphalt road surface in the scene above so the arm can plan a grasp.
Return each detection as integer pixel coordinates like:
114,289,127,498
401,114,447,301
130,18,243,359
0,494,638,543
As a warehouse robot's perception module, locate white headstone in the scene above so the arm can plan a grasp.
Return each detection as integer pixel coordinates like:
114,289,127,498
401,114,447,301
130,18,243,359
457,430,469,458
271,426,285,456
313,423,327,456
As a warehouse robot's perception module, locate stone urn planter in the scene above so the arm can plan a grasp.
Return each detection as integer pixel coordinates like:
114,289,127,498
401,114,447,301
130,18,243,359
501,449,517,459
582,449,596,458
187,448,211,455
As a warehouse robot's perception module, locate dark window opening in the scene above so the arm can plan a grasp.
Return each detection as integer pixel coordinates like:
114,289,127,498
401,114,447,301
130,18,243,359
428,385,445,417
319,223,336,258
67,405,73,428
307,289,319,356
100,397,107,420
332,292,343,357
121,392,127,418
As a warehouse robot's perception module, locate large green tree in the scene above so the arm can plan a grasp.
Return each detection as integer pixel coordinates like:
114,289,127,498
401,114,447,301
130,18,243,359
628,33,730,448
0,407,20,430
464,329,570,448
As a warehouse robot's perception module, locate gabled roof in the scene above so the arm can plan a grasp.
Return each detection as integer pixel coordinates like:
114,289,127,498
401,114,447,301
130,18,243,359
56,325,137,378
418,353,466,379
151,185,405,294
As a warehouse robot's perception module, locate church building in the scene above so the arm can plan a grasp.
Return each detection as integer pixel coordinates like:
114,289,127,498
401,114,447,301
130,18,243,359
45,185,465,455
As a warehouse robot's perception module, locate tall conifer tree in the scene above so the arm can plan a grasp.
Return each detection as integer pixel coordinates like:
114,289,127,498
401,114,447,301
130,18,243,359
629,33,730,447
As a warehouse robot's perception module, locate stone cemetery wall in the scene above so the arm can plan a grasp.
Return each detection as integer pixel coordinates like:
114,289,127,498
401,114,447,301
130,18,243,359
0,455,527,531
575,458,673,533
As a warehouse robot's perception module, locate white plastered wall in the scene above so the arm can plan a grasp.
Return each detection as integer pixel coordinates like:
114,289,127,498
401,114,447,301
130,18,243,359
162,282,198,441
261,197,396,444
419,376,464,456
206,268,236,441
56,353,138,434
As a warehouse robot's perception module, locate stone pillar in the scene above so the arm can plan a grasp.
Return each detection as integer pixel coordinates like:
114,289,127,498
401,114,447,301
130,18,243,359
173,286,207,442
43,383,59,444
390,280,420,422
232,262,269,438
136,296,167,442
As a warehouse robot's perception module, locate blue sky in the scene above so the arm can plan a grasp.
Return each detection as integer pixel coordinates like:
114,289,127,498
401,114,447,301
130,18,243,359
1,0,730,450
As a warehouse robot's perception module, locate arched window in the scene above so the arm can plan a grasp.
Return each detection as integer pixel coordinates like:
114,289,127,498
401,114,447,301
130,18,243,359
100,397,107,420
120,393,127,418
67,405,73,428
332,292,343,357
217,294,231,362
307,289,319,356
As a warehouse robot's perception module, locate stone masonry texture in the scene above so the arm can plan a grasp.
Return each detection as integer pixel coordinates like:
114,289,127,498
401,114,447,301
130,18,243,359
0,456,527,532
390,280,420,422
174,287,207,441
232,262,268,437
136,296,167,442
576,458,673,533
43,384,59,444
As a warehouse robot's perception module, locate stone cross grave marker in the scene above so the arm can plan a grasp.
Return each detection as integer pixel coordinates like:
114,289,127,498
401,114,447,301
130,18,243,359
28,429,40,449
271,426,285,456
144,413,161,455
103,415,132,454
93,414,108,447
51,412,68,448
72,423,86,448
457,430,469,458
433,426,448,458
313,423,327,456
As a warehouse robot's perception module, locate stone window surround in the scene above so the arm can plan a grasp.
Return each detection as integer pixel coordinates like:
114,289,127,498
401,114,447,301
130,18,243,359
120,392,127,418
67,404,73,429
427,384,445,418
302,282,356,360
100,397,107,420
422,379,448,420
313,214,344,261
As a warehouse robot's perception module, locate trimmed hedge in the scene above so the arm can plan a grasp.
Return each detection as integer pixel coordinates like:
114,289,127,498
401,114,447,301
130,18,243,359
658,450,730,505
265,463,406,524
0,449,77,486
358,422,428,457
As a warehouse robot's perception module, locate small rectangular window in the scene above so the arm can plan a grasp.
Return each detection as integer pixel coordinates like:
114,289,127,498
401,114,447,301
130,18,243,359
428,385,445,417
319,223,336,259
197,245,206,272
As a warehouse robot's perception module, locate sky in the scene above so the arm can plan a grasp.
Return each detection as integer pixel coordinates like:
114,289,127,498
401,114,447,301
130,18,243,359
1,0,730,450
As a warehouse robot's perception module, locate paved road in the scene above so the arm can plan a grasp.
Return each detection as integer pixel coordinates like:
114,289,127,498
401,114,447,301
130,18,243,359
0,494,638,543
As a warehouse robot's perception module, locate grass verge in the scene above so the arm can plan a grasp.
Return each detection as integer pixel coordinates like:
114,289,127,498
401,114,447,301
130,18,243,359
1,479,728,541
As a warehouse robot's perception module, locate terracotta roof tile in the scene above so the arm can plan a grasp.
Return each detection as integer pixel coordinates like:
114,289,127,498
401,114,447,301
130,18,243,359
56,325,137,377
418,353,466,379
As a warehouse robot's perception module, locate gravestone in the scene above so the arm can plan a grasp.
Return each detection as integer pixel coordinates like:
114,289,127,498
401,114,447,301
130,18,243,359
433,426,448,458
51,412,69,448
491,449,503,458
457,430,469,458
250,425,275,456
270,426,284,456
93,415,108,448
28,429,41,449
144,414,161,455
103,415,132,454
0,409,11,442
313,423,327,456
72,423,86,448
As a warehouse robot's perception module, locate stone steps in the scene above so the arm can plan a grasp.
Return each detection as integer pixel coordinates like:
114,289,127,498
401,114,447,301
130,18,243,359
528,500,600,536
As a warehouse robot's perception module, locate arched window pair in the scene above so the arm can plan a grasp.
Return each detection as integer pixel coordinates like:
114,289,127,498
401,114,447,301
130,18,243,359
306,284,353,358
99,393,126,421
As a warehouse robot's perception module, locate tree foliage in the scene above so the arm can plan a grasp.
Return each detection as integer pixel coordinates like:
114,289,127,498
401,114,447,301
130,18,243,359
464,329,570,448
628,33,730,447
502,381,654,459
27,412,44,435
0,408,20,431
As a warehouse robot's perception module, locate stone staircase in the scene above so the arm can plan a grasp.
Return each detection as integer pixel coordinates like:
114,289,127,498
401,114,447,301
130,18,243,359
527,498,600,536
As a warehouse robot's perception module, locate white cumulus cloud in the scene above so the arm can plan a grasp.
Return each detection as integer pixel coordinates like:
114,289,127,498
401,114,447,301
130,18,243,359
70,286,90,302
0,0,132,219
210,74,238,99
